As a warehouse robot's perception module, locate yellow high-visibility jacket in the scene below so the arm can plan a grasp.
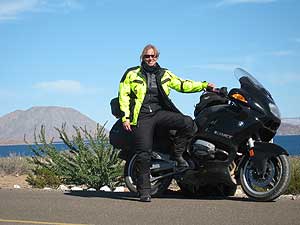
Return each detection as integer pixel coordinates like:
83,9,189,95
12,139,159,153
119,66,208,125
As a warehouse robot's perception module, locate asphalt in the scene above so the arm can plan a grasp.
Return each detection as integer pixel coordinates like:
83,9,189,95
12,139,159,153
0,189,300,225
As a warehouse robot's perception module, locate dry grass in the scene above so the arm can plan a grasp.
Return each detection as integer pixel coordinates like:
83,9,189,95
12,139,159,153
286,156,300,195
0,153,32,176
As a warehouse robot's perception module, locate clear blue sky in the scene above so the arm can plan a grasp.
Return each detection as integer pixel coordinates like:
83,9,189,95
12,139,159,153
0,0,299,128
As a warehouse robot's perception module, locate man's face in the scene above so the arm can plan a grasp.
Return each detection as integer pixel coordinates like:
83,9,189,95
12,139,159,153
143,48,158,67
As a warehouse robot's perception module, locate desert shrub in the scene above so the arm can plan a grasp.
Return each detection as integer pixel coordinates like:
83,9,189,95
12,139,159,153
286,157,300,195
0,153,32,176
26,167,61,188
27,123,123,190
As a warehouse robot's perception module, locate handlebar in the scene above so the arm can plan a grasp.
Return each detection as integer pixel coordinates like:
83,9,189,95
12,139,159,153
205,87,228,97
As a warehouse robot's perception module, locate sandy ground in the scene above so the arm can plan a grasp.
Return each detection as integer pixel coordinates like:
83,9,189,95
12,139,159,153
0,175,31,189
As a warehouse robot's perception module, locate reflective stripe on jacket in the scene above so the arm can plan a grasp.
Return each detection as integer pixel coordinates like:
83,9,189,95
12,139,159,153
119,66,208,125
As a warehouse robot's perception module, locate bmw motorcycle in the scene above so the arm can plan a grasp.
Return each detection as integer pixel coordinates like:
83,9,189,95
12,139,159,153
109,68,291,202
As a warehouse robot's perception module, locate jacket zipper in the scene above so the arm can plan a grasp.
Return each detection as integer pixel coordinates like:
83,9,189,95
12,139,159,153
147,72,153,113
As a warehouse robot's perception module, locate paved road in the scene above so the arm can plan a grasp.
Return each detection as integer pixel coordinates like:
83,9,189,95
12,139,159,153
0,189,299,225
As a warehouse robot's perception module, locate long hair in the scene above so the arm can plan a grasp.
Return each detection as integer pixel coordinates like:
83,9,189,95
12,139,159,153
140,44,160,61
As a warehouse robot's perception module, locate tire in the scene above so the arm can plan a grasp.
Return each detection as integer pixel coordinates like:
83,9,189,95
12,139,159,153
124,153,172,197
240,154,291,201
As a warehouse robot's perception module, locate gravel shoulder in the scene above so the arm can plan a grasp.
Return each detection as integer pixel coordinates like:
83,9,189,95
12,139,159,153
0,175,299,201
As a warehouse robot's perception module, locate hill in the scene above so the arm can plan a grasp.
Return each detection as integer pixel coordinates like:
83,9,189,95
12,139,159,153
278,118,300,136
0,106,99,145
0,107,298,145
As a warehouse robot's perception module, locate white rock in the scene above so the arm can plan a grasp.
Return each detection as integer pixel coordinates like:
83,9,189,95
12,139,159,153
286,194,294,200
13,185,21,189
43,187,52,190
99,185,111,192
87,188,97,192
71,186,83,191
81,185,88,190
235,189,245,197
279,194,297,200
57,185,70,191
114,186,125,192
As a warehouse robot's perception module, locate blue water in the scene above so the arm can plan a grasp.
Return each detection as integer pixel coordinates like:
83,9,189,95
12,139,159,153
0,142,68,157
273,135,300,156
0,136,299,157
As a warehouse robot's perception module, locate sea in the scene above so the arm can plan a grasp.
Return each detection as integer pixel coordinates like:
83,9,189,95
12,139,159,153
0,135,299,157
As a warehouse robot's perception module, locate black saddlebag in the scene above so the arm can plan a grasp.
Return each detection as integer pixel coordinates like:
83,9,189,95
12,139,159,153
109,119,132,150
110,97,124,118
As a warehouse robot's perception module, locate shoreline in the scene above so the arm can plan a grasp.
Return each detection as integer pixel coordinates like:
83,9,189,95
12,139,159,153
0,134,299,146
0,141,66,147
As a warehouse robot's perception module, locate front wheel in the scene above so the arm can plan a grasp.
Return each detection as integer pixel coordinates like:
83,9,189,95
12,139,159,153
124,153,172,196
240,154,291,201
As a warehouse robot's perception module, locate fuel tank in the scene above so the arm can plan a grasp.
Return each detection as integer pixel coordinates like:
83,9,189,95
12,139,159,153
194,104,260,146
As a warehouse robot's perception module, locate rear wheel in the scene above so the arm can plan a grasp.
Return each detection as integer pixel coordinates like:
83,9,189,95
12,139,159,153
124,153,172,196
240,154,291,201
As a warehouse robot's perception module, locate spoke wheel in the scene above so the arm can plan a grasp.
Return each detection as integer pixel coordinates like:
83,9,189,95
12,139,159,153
124,153,172,196
240,154,291,201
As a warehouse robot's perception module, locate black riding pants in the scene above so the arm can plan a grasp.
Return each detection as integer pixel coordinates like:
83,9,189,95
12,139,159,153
132,110,195,194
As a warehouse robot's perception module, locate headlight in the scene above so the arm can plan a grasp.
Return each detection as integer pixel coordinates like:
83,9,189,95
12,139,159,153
269,103,281,118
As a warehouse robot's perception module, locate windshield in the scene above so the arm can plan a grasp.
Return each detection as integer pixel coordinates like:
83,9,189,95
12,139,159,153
234,68,272,99
234,68,265,89
231,69,281,140
232,68,280,118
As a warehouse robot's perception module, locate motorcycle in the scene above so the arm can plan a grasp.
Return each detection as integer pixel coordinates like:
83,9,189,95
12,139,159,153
109,68,291,201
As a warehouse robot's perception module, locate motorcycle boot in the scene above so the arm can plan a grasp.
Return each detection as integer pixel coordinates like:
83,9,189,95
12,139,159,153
139,194,151,202
135,150,152,202
138,189,151,202
173,116,195,169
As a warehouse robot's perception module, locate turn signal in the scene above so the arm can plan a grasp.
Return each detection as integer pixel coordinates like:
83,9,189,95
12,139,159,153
231,93,248,103
249,148,255,157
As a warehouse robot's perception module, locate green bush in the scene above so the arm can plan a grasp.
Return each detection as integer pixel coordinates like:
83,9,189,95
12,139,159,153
27,123,123,190
286,157,300,195
26,167,61,189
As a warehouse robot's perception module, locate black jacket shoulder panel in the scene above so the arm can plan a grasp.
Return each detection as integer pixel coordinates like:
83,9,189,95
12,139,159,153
156,68,182,114
155,68,167,81
120,66,140,82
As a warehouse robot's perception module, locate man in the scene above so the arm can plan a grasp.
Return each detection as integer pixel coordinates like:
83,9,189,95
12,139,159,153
119,44,214,202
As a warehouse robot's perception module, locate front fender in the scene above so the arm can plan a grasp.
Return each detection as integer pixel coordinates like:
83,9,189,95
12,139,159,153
253,142,289,157
251,142,289,175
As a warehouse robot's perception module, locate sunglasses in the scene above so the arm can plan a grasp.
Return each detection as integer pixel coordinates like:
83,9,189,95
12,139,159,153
144,54,157,59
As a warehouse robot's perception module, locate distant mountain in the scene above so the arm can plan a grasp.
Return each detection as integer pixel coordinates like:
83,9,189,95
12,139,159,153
0,106,99,145
0,107,298,144
278,118,300,135
281,118,300,126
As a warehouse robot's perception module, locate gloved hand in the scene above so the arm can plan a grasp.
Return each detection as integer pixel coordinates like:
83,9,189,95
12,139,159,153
123,119,132,132
206,83,215,91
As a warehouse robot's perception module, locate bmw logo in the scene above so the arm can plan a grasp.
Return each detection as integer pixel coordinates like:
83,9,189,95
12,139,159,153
238,121,244,127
